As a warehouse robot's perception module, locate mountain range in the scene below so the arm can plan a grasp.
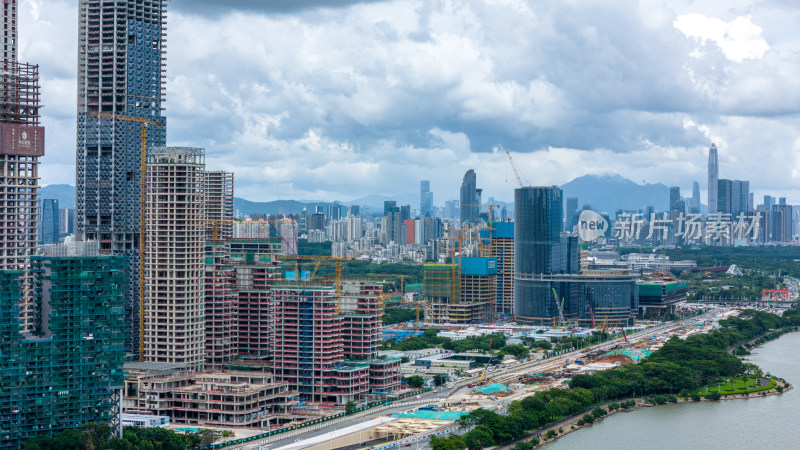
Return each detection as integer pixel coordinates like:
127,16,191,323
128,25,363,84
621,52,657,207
41,174,699,218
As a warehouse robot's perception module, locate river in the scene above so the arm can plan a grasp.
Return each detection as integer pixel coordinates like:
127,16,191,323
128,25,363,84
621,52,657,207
545,331,800,449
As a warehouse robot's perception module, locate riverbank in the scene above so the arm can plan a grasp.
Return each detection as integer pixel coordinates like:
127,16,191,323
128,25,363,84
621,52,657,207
520,331,796,449
510,382,790,449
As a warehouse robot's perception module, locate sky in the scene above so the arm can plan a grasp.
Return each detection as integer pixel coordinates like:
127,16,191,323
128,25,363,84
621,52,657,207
21,0,800,205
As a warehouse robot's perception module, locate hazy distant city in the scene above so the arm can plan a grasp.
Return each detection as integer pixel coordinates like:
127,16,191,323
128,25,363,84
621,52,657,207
2,1,800,450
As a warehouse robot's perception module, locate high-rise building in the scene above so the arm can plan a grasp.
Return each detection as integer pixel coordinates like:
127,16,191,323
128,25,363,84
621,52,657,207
515,186,563,277
271,282,367,403
229,238,282,359
76,0,168,353
420,180,433,217
0,0,45,332
204,171,234,240
59,207,75,236
278,219,299,255
514,186,566,323
346,214,363,241
404,219,416,245
717,179,749,217
204,241,236,368
690,181,701,212
143,147,205,370
460,170,479,223
383,200,397,216
0,241,126,446
565,197,578,231
708,143,719,214
423,258,496,324
481,222,514,317
669,186,683,214
40,199,60,245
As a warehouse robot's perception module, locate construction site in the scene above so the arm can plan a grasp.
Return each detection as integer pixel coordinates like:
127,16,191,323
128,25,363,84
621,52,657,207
0,242,127,449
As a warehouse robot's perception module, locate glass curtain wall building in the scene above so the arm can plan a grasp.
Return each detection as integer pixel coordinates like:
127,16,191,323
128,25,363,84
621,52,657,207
76,0,168,354
514,187,637,326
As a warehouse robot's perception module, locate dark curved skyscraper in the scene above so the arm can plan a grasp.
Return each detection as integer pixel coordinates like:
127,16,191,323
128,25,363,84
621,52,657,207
460,170,478,223
514,186,637,326
514,186,564,320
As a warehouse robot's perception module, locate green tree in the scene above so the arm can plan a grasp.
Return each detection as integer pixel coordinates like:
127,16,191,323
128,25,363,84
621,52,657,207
500,344,530,360
345,400,357,414
431,435,466,450
464,427,494,449
406,375,425,388
434,374,448,387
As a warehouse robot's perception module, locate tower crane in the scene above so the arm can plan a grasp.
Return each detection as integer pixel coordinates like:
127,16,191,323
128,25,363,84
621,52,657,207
551,288,571,329
276,255,360,312
505,151,530,187
91,112,161,362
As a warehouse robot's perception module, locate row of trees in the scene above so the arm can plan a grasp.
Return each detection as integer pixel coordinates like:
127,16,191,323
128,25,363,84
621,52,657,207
666,246,800,278
432,308,799,449
381,329,507,353
23,424,203,450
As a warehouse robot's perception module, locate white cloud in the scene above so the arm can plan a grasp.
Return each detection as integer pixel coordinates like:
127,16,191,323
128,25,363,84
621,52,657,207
674,13,769,62
21,0,800,205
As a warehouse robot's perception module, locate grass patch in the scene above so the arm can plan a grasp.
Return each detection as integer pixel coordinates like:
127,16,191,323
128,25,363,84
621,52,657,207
692,377,776,396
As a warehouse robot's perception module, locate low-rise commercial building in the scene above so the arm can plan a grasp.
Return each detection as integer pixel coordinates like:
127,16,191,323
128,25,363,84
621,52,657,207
127,372,295,429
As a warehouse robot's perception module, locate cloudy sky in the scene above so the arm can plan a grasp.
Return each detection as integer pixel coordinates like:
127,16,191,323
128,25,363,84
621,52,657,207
21,0,800,205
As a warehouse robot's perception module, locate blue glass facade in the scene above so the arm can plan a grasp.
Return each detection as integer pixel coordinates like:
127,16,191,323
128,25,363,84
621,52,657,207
40,199,60,245
76,0,168,353
514,186,637,325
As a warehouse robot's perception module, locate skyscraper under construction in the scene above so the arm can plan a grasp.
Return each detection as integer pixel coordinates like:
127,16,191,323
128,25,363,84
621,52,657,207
0,0,45,331
76,0,168,353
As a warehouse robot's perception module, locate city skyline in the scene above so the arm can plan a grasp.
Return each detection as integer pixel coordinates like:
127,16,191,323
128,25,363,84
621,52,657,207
17,0,800,204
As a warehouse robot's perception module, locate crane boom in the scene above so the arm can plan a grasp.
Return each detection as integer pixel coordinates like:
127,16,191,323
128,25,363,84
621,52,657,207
90,111,161,362
552,288,566,327
506,151,529,187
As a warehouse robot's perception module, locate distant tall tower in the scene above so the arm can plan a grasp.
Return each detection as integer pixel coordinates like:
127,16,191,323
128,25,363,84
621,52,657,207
420,180,433,217
669,187,681,212
691,181,701,209
708,144,719,214
76,0,168,353
143,147,205,370
460,170,479,223
0,0,45,331
565,197,578,231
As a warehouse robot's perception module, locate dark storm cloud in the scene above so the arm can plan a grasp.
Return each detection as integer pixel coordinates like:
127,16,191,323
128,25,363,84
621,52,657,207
23,0,800,203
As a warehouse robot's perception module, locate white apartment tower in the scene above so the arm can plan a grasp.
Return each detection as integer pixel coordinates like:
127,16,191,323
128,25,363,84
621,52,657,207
143,147,206,370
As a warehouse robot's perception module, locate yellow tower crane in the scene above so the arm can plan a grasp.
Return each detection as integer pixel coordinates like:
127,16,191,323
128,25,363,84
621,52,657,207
276,255,360,312
90,112,161,362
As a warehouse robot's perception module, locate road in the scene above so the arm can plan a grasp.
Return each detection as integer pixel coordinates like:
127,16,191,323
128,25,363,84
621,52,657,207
228,310,720,449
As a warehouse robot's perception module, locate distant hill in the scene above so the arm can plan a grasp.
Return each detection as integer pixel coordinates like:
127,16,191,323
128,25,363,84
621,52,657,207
234,198,322,217
40,184,76,209
560,174,672,216
44,175,687,220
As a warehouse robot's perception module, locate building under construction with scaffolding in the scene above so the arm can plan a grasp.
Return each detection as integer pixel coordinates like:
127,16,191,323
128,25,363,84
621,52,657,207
204,171,234,240
481,222,514,318
76,0,169,355
0,242,126,448
270,279,400,405
423,258,496,324
0,0,45,332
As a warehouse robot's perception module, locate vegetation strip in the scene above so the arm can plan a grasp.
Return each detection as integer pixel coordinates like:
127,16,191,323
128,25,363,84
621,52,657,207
432,308,800,450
